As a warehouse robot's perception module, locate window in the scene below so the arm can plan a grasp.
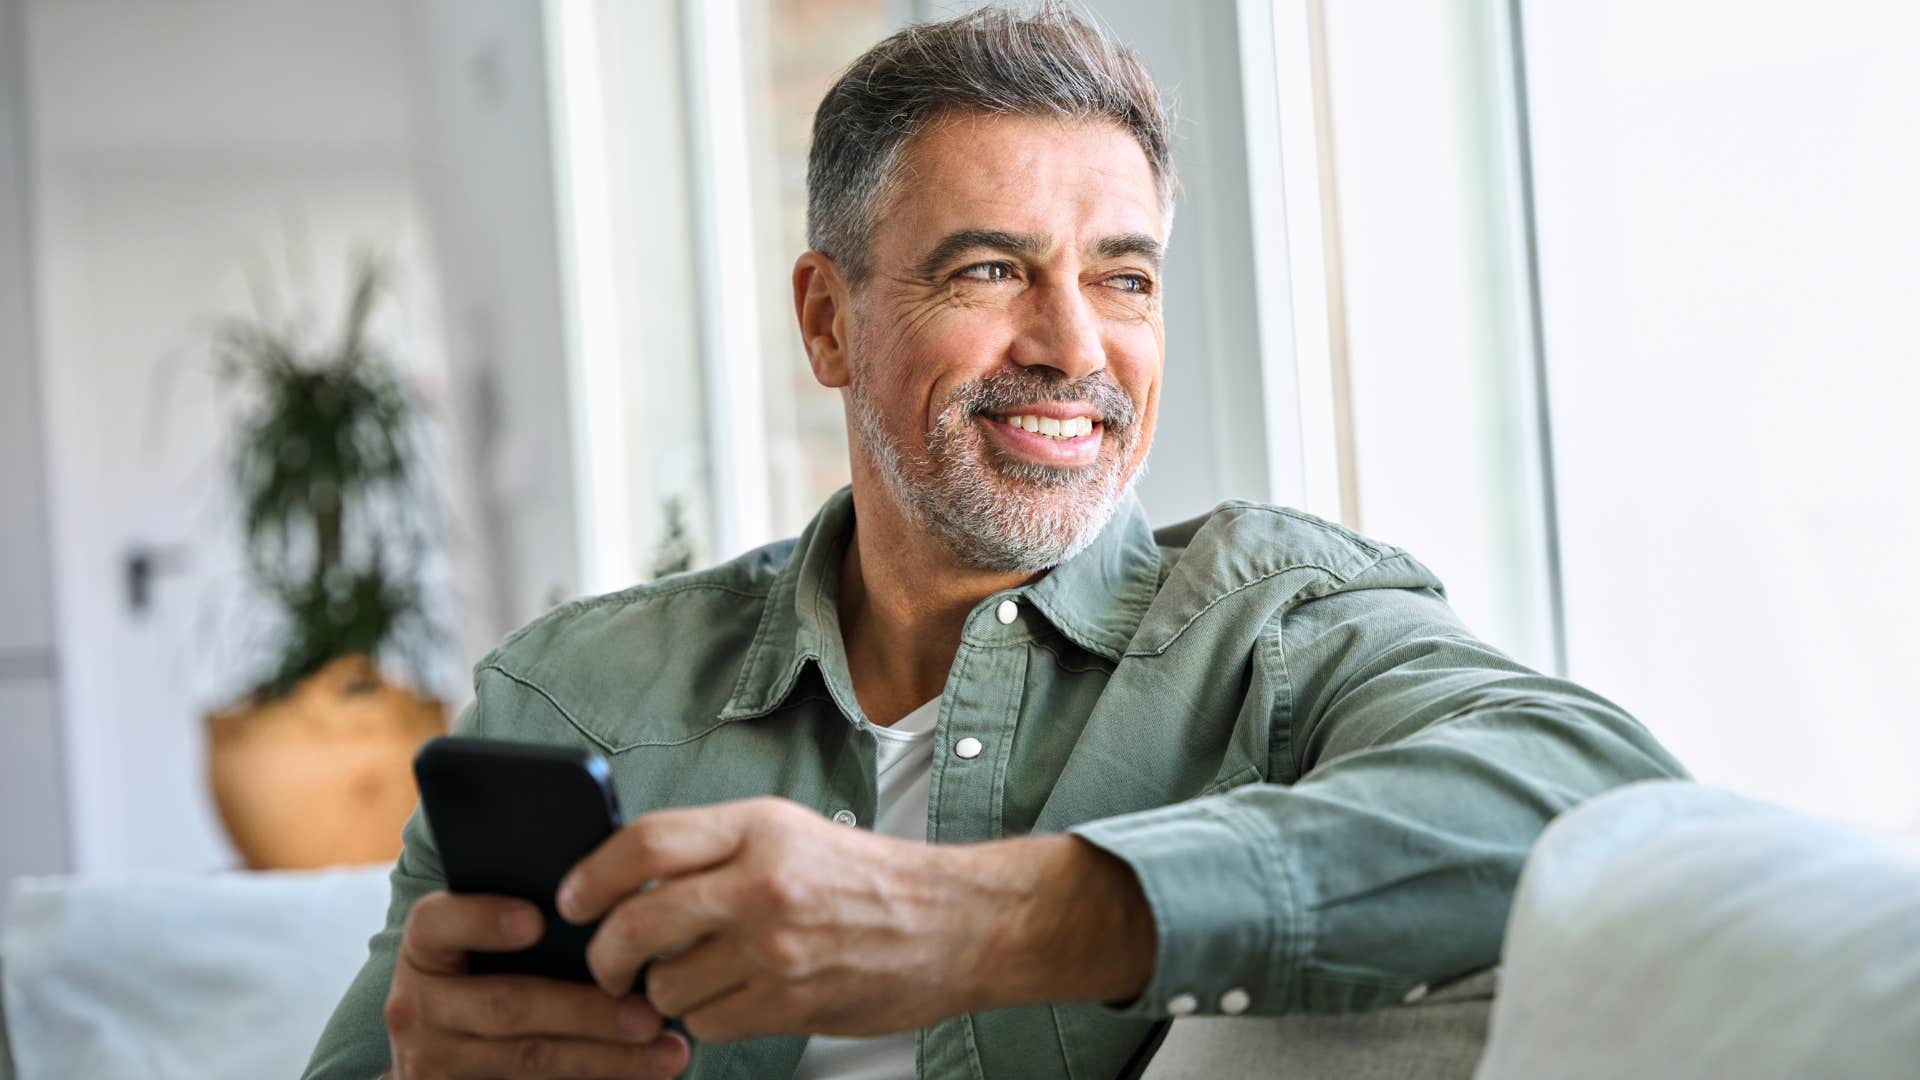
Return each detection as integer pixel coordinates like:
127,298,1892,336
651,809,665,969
556,0,903,585
739,0,900,539
1521,0,1920,829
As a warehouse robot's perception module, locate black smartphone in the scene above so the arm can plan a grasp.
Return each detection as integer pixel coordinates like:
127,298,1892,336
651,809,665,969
413,735,623,983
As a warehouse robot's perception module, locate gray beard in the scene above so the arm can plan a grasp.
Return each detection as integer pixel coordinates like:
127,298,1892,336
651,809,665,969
848,372,1145,574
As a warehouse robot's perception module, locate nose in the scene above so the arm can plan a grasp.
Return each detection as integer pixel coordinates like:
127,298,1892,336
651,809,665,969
1009,279,1106,382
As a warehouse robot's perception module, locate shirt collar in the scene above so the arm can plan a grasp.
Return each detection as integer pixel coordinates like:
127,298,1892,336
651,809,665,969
719,484,1163,722
1021,488,1162,660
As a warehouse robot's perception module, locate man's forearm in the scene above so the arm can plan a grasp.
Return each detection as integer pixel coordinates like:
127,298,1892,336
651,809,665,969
951,833,1156,1011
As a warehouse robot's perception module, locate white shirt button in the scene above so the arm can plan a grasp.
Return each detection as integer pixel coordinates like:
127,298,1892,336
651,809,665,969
1401,982,1429,1004
831,809,857,827
953,737,983,759
1219,987,1251,1014
1165,992,1199,1017
995,598,1019,624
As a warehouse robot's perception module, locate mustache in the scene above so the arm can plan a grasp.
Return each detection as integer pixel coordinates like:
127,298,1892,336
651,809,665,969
948,369,1138,434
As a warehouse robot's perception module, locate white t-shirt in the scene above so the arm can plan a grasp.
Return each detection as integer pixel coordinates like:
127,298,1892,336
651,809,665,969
791,697,940,1080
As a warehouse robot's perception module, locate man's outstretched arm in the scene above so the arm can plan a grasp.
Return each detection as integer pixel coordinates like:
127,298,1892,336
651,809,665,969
1066,557,1688,1019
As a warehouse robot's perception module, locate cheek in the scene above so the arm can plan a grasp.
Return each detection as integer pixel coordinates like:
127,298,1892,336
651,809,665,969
853,321,922,405
920,307,1011,364
909,313,1015,415
1126,390,1160,467
1108,328,1162,423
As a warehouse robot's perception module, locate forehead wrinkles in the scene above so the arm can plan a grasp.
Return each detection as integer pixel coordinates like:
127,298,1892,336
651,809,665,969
878,116,1161,264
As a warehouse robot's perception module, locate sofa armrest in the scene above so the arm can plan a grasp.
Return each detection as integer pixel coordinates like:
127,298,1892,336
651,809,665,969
1476,780,1920,1080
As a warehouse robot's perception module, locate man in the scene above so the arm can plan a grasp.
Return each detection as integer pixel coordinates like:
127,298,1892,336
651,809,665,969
307,6,1685,1079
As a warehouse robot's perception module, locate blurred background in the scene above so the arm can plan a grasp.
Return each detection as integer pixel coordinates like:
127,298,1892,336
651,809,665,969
1,0,1915,912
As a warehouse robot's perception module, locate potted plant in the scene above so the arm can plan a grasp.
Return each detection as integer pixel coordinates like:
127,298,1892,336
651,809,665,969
204,255,450,870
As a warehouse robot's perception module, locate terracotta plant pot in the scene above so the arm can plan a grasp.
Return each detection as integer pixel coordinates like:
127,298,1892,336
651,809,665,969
207,653,447,870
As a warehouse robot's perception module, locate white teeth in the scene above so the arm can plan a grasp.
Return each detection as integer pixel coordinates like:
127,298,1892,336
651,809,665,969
998,414,1097,439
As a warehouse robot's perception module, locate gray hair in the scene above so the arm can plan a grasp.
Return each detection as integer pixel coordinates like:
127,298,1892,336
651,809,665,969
806,2,1178,284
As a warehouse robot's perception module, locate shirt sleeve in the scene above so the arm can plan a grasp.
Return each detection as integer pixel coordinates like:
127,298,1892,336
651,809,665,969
1067,554,1688,1019
300,698,472,1079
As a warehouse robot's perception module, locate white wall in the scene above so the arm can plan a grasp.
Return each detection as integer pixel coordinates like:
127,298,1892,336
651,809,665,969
22,0,474,874
1524,0,1920,829
0,0,71,918
1,0,597,882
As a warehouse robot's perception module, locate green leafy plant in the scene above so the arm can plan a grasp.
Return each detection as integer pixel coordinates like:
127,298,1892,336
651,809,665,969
650,494,697,579
213,255,444,703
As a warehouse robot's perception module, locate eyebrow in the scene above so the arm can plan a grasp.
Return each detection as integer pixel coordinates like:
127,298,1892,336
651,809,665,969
912,228,1047,279
1092,232,1165,268
911,228,1164,280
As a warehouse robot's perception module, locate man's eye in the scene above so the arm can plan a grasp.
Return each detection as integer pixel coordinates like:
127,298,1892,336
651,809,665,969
1110,273,1154,294
957,261,1015,282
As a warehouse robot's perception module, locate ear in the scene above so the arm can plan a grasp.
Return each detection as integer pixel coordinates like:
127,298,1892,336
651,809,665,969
793,251,853,389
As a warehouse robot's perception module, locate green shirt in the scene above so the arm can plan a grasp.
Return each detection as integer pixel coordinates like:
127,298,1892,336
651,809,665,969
305,486,1685,1080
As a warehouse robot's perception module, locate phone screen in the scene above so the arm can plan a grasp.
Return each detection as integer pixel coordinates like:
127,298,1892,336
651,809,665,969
413,736,622,983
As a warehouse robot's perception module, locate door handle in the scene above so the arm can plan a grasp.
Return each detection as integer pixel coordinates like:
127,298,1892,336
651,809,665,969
124,541,192,615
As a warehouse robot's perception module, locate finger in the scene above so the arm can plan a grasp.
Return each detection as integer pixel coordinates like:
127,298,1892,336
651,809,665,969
680,981,776,1044
401,892,543,975
642,934,751,1018
418,972,665,1043
559,801,774,924
427,1031,687,1079
585,872,734,998
653,1030,693,1075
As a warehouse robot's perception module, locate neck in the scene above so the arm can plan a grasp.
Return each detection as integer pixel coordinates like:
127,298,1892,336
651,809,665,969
837,472,1035,727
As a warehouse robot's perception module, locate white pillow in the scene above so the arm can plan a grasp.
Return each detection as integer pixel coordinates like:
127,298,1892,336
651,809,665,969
2,865,392,1080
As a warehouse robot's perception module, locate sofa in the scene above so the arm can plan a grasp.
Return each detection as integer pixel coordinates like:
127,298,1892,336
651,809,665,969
5,780,1916,1079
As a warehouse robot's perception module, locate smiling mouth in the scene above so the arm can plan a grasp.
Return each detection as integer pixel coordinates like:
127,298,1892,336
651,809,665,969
986,412,1102,440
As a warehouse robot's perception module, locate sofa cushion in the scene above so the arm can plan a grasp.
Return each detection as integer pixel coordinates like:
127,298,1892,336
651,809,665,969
1,866,391,1080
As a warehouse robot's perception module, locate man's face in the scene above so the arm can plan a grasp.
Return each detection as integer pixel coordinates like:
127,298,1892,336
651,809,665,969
842,112,1165,572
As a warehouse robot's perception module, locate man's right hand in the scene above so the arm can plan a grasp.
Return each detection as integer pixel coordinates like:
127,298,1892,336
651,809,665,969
383,891,691,1079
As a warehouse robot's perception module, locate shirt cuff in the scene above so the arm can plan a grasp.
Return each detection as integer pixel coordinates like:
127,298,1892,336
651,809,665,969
1067,794,1299,1019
